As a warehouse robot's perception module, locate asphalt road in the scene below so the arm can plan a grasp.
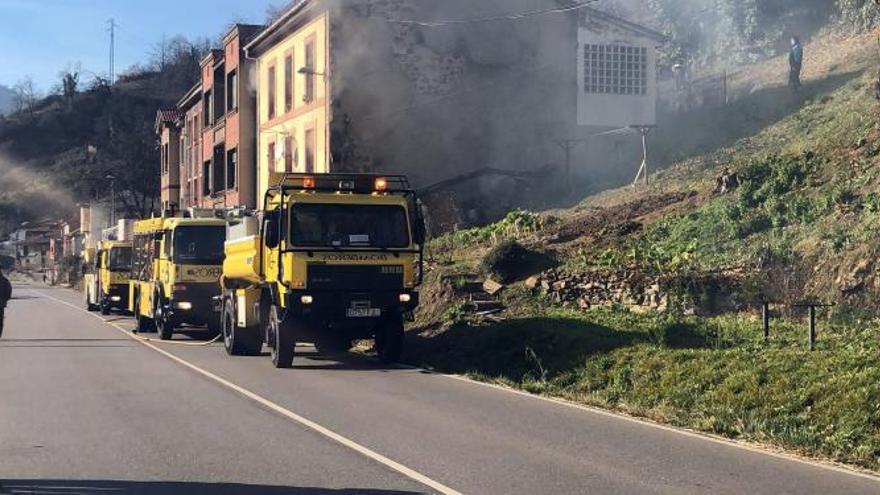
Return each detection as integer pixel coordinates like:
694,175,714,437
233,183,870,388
1,284,879,495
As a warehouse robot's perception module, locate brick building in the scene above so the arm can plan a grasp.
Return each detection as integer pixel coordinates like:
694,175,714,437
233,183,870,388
160,24,263,212
197,24,263,210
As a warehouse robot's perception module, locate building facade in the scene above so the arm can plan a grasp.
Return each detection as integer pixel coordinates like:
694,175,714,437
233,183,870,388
198,24,263,210
179,83,204,209
242,0,663,205
159,24,263,212
246,8,331,201
156,109,184,212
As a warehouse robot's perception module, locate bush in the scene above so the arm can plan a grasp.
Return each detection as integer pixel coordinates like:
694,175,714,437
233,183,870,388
836,0,880,31
481,241,536,283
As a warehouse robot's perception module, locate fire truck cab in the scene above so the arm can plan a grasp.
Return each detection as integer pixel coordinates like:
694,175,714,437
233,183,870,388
128,215,227,340
84,240,133,315
221,174,425,368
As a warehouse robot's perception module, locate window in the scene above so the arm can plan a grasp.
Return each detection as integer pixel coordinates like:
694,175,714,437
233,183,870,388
203,161,211,197
304,40,315,102
161,144,168,174
108,247,132,272
267,64,277,120
227,70,238,111
305,128,316,173
267,141,276,172
173,226,226,265
583,44,647,96
227,148,237,190
290,204,410,248
213,145,225,194
284,54,293,112
214,65,226,118
204,89,213,125
284,136,293,172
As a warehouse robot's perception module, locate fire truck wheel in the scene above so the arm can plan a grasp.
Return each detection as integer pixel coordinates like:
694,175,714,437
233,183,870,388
134,296,155,334
100,297,111,316
222,296,262,356
155,294,174,341
269,306,295,369
375,316,405,364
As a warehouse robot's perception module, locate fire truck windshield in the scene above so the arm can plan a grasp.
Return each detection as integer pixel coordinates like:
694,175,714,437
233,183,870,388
108,247,132,272
290,204,410,249
173,226,226,265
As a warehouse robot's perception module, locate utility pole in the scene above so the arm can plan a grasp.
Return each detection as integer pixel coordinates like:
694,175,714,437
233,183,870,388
107,18,117,84
106,174,117,226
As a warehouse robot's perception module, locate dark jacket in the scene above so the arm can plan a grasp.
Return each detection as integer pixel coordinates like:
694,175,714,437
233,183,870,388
790,44,803,68
0,275,11,307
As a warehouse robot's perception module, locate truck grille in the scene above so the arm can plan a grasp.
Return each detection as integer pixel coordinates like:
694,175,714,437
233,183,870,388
307,265,404,291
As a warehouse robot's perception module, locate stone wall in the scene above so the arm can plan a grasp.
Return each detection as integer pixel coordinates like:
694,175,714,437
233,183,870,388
529,268,748,315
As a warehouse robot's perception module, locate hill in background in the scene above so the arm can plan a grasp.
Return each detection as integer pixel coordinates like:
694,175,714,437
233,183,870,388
0,85,15,115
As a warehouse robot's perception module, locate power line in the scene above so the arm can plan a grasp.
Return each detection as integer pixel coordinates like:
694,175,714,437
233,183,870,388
375,0,599,28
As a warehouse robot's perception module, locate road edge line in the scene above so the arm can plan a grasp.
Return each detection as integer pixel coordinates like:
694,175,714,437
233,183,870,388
32,289,462,495
399,366,880,483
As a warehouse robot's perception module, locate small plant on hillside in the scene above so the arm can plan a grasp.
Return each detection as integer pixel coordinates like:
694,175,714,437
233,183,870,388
481,240,541,283
436,209,549,251
738,154,817,209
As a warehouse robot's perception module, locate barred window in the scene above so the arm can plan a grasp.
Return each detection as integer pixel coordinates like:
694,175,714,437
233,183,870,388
584,44,648,96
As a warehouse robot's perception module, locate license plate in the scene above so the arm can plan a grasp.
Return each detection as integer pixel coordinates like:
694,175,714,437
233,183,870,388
346,308,382,318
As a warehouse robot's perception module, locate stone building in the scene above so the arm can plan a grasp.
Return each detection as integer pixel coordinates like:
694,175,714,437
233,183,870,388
244,0,664,210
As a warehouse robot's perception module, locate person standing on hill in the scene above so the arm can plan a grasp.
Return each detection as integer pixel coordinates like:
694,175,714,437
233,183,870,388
789,36,804,91
0,268,11,338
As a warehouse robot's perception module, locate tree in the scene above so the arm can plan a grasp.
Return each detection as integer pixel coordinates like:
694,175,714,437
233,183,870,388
12,77,39,114
60,64,81,105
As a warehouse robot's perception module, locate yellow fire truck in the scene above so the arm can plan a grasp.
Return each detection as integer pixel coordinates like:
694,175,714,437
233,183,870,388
128,215,227,340
221,174,425,368
84,240,133,315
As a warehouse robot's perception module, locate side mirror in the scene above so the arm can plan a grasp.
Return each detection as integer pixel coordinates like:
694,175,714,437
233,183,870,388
265,211,280,249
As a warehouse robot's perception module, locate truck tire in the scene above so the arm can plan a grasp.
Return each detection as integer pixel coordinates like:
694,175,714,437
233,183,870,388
375,316,405,364
154,293,174,341
100,296,111,316
268,305,295,369
222,296,262,356
134,295,155,334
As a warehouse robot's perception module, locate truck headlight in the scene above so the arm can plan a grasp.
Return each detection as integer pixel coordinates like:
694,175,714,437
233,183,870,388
110,296,122,302
399,294,412,303
176,302,193,310
300,295,314,305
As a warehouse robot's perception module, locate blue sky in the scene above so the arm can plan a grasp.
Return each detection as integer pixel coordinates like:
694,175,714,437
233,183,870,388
0,0,277,90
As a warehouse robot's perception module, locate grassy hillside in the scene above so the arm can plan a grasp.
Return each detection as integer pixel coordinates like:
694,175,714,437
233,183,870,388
408,28,880,470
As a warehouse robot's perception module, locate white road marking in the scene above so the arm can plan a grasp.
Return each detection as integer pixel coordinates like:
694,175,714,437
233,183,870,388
32,288,880,484
31,289,461,495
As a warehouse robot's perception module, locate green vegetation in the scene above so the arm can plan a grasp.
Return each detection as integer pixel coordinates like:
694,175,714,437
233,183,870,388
409,297,880,470
412,25,880,470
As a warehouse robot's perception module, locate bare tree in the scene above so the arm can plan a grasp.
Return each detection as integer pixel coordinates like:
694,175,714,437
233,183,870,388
60,64,81,105
13,77,39,114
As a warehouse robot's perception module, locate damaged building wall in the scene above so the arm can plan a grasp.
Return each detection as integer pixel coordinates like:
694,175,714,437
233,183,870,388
327,0,582,189
248,0,659,224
